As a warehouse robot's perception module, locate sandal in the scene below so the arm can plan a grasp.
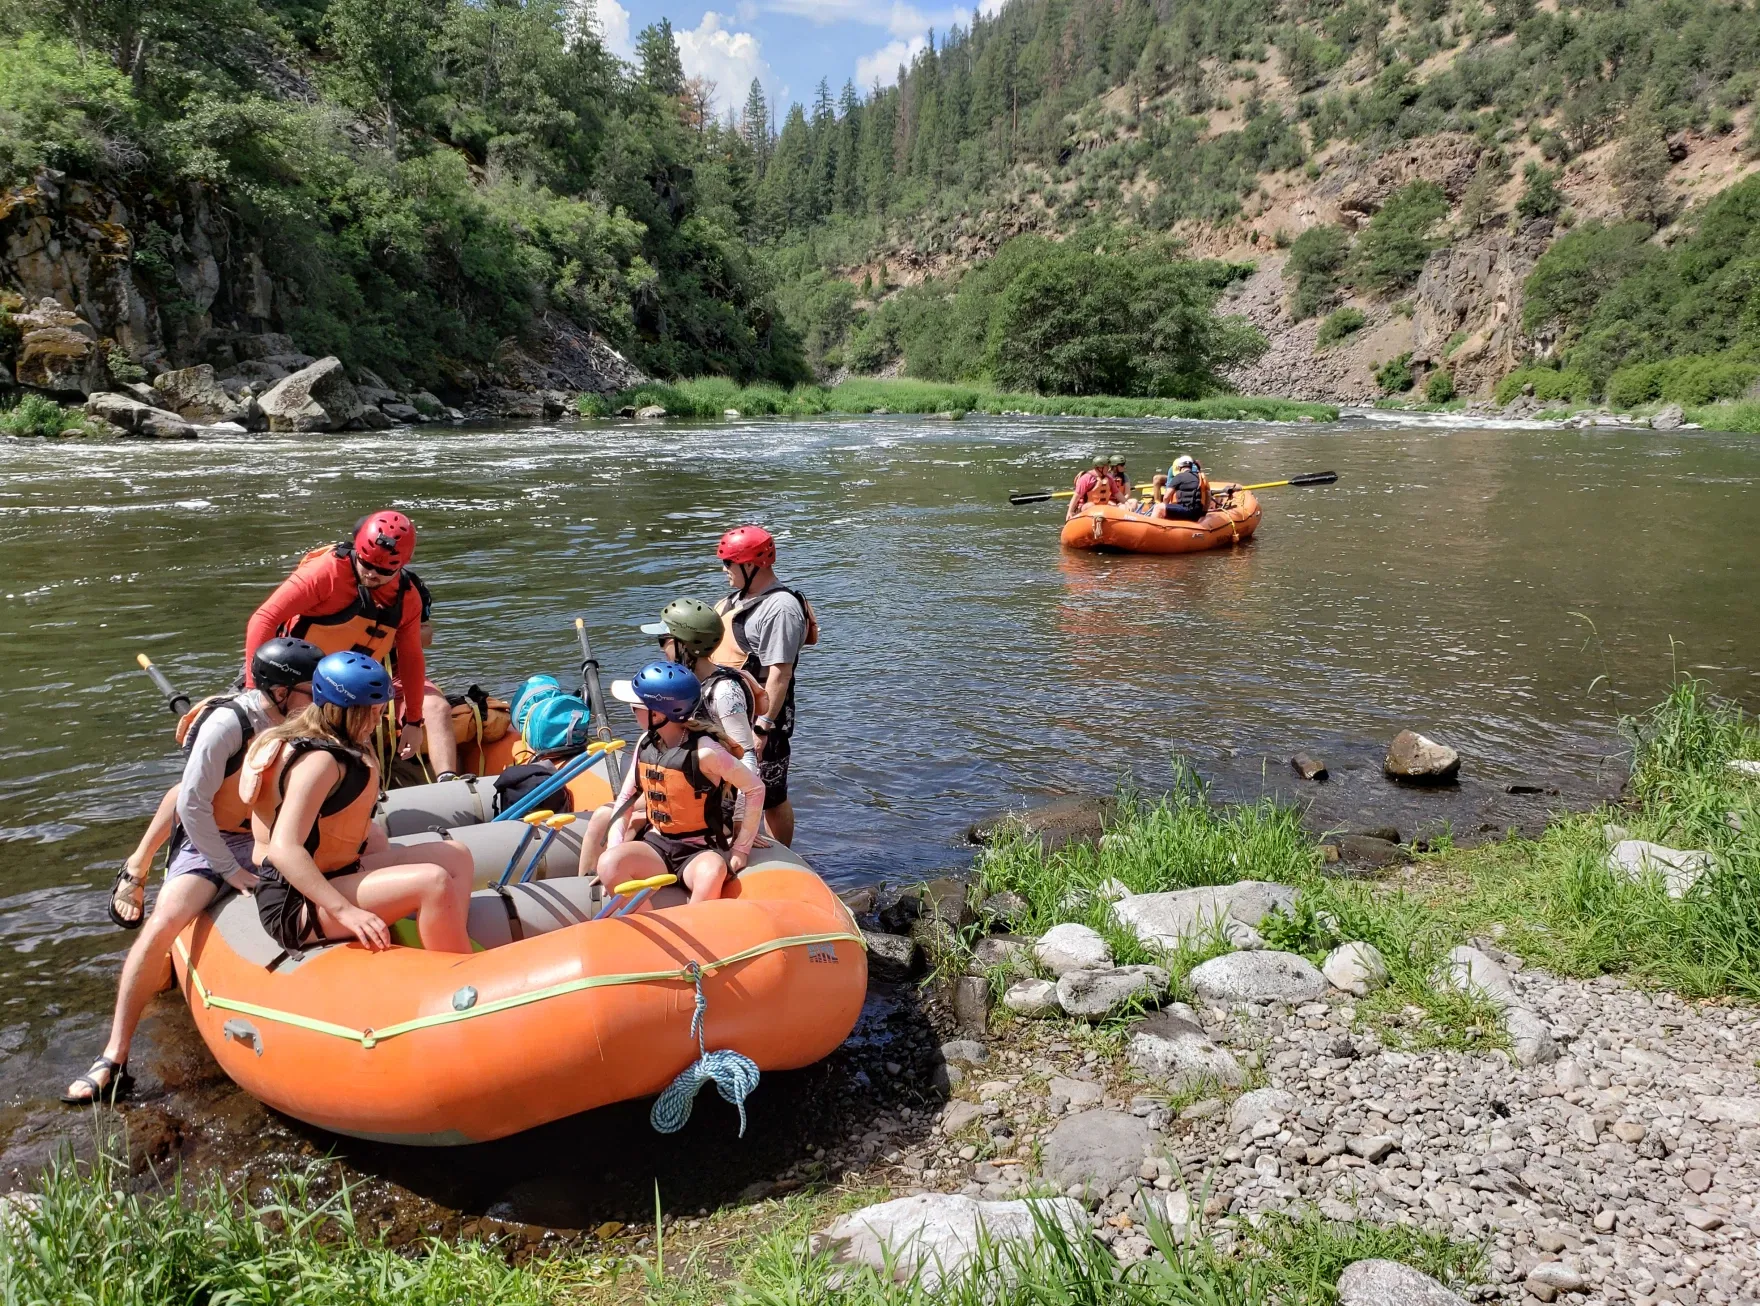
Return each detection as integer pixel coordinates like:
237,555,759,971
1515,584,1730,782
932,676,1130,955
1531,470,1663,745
107,863,148,931
61,1056,131,1106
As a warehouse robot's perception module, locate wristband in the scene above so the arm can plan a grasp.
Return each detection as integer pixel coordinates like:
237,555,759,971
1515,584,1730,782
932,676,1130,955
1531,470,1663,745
754,714,775,730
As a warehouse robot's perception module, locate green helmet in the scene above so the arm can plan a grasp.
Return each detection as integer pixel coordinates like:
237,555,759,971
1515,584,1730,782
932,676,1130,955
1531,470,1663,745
1092,455,1109,469
640,598,723,659
1108,454,1127,467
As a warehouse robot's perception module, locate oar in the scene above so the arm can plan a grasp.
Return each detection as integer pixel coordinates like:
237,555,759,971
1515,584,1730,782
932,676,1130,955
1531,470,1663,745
136,653,192,716
1008,470,1338,504
497,810,554,888
518,812,577,884
593,873,679,920
576,618,625,792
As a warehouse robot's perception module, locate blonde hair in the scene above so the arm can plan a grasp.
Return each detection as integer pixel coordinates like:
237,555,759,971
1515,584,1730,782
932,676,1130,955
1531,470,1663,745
254,701,380,754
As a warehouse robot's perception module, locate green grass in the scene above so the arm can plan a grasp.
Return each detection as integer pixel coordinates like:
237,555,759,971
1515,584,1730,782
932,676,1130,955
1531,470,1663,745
578,378,1338,424
0,1143,573,1304
0,392,89,437
1686,400,1760,433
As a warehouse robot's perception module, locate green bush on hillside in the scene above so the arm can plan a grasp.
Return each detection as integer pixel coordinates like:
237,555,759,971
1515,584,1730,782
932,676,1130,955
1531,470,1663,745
1606,351,1760,409
1515,163,1564,219
1351,181,1447,293
1376,352,1415,393
1493,366,1592,405
1286,224,1352,320
0,34,137,179
1316,306,1366,346
1425,369,1456,402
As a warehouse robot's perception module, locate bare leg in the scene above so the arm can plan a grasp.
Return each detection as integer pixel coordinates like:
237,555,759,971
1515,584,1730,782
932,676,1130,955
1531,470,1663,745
113,785,181,925
422,685,459,775
596,840,669,907
680,850,728,903
765,799,795,848
67,872,218,1102
574,802,616,877
321,841,475,953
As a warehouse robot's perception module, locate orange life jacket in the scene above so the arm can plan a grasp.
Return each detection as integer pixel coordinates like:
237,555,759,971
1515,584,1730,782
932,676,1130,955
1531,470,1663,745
711,587,819,671
240,735,379,873
173,694,257,834
1084,475,1114,506
629,730,734,848
279,546,414,663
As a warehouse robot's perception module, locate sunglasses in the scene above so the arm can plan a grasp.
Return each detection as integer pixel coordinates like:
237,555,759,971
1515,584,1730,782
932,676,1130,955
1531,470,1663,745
356,558,401,580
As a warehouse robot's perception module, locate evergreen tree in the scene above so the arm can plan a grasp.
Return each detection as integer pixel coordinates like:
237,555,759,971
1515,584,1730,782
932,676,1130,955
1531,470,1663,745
741,77,771,168
326,0,448,155
636,18,684,98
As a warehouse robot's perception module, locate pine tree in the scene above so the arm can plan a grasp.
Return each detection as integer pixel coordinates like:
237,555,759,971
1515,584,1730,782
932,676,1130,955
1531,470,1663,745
741,78,771,169
636,18,684,98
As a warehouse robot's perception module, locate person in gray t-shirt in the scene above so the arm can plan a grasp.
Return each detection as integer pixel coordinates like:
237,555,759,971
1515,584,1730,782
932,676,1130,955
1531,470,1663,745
714,525,816,847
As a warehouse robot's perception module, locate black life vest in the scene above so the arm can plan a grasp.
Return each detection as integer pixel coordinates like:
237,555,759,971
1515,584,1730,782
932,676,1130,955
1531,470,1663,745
1170,470,1206,513
703,665,756,721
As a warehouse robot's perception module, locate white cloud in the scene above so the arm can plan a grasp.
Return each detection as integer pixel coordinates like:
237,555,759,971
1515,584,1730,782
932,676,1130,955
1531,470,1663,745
762,0,956,38
855,34,927,89
586,0,635,59
676,12,777,115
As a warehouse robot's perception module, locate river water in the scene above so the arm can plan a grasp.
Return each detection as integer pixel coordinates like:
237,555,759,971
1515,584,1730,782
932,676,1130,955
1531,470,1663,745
1,411,1757,1126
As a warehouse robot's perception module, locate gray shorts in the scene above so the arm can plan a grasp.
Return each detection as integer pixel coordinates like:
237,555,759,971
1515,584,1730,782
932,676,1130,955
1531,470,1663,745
167,829,258,889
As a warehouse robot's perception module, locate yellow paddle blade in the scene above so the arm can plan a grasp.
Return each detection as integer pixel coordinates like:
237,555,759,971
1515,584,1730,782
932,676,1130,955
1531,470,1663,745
543,812,576,829
521,809,555,825
136,653,154,670
611,873,678,895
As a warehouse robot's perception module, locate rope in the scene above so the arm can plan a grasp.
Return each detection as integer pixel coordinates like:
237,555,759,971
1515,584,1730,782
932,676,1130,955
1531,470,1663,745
649,963,760,1137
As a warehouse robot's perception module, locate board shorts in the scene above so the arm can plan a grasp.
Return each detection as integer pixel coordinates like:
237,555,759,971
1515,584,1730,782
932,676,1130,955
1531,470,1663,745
756,730,790,809
638,829,727,877
254,861,362,952
166,829,258,890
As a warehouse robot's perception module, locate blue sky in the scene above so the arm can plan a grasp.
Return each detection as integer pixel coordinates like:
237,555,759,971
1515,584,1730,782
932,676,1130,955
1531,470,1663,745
591,0,1002,119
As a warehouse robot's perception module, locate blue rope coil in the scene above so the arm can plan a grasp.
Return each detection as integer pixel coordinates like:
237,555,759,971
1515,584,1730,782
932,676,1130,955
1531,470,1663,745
649,963,760,1137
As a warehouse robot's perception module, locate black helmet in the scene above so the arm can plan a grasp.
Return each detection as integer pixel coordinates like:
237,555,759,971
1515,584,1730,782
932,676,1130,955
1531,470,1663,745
252,637,323,690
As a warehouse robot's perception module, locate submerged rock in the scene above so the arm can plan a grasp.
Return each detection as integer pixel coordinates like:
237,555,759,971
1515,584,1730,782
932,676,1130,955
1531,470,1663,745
1291,751,1329,781
1384,730,1461,783
966,795,1116,849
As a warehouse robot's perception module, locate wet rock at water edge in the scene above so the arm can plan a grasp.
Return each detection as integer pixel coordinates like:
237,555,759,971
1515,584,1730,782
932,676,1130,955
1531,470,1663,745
915,877,978,928
1605,839,1713,899
952,975,990,1036
257,357,366,432
1323,834,1405,870
85,391,158,434
1336,1259,1471,1306
1322,941,1388,996
862,931,921,983
813,1193,1088,1291
1292,751,1329,781
966,795,1116,850
1002,979,1060,1017
1126,1008,1245,1090
1188,950,1328,1005
970,935,1030,970
1383,730,1461,783
1033,923,1112,976
1650,403,1684,431
381,402,424,425
633,404,666,420
1040,1110,1160,1195
137,410,198,440
1110,881,1297,953
152,363,257,425
1055,965,1168,1021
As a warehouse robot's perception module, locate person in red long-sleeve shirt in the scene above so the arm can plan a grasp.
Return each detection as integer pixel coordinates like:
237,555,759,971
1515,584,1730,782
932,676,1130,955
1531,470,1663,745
243,511,427,760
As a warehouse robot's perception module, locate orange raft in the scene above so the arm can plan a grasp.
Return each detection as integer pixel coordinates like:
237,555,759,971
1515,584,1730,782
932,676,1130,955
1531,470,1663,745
1060,489,1262,554
170,840,867,1145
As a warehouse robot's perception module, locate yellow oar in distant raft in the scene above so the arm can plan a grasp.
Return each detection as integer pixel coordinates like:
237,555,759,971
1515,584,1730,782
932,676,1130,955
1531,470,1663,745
1007,470,1339,505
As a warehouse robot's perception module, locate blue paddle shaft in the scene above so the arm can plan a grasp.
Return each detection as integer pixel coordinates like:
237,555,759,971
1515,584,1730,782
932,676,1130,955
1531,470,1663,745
494,747,608,823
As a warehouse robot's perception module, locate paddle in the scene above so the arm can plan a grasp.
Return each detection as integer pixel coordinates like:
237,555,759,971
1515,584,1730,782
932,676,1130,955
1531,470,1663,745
1009,470,1338,504
136,653,192,716
593,873,679,920
497,810,555,888
576,617,625,792
492,738,626,823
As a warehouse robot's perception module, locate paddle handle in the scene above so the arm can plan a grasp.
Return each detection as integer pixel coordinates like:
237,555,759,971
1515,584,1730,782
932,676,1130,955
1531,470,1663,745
137,653,191,717
575,617,624,792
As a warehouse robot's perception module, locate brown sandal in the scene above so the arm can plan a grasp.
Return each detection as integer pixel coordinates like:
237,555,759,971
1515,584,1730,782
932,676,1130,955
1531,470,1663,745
61,1056,131,1105
107,863,147,931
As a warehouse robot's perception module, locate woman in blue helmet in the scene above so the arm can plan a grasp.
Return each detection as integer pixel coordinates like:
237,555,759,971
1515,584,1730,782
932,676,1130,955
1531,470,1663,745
586,661,764,905
244,652,475,954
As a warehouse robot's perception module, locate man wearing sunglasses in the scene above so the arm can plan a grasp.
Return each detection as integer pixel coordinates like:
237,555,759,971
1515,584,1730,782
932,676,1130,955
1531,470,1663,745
242,510,428,759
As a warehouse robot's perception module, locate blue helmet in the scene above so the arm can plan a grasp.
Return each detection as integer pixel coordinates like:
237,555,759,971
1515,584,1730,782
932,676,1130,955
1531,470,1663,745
311,652,393,708
615,660,701,723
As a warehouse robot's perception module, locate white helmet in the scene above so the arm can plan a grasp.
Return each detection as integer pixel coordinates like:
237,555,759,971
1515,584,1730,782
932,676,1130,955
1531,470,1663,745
1172,455,1196,470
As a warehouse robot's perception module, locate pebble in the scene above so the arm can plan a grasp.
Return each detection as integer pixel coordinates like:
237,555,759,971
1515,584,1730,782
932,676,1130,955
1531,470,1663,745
1033,923,1113,976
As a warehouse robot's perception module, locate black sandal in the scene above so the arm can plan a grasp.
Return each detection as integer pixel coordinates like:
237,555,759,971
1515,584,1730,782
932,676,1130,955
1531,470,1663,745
61,1056,131,1106
107,864,147,931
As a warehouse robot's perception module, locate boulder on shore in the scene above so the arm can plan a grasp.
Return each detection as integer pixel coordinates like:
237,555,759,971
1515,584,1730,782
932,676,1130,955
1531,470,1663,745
1384,730,1461,783
1606,839,1713,899
84,391,156,434
257,357,365,432
152,364,255,424
1126,1008,1244,1090
813,1193,1087,1291
1033,922,1112,976
1188,950,1328,1005
1039,1110,1160,1195
1055,965,1168,1020
1111,881,1296,952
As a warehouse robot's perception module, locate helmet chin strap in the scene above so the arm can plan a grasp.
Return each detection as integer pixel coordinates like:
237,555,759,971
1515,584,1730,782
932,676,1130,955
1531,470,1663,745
734,562,759,598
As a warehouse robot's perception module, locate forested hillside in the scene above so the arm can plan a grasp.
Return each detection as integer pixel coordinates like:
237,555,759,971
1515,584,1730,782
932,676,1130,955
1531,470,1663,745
4,0,1759,409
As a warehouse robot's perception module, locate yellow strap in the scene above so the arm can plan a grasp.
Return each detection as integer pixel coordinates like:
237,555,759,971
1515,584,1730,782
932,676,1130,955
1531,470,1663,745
177,929,867,1050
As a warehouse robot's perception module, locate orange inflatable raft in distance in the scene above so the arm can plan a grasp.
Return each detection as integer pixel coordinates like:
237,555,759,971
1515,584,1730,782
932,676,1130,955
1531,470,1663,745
1060,488,1262,554
172,844,866,1144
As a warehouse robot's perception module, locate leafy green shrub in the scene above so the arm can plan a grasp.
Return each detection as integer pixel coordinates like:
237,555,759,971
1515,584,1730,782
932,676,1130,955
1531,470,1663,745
1316,306,1366,346
1516,163,1564,219
1376,352,1415,392
1607,352,1760,408
0,393,84,437
1426,369,1456,402
1493,366,1592,404
1285,224,1352,320
0,34,137,182
1686,400,1760,432
1351,181,1447,293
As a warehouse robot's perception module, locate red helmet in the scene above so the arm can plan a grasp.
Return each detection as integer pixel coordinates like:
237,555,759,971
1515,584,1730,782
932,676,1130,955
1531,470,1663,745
353,510,415,570
717,524,775,569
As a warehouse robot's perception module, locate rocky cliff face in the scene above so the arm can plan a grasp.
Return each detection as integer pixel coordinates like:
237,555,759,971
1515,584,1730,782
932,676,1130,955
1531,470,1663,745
2,170,645,420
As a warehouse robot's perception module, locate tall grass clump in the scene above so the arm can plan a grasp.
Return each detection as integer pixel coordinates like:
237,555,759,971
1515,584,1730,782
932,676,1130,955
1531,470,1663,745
722,1199,1480,1305
1685,400,1760,433
0,392,87,437
1,1145,562,1305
